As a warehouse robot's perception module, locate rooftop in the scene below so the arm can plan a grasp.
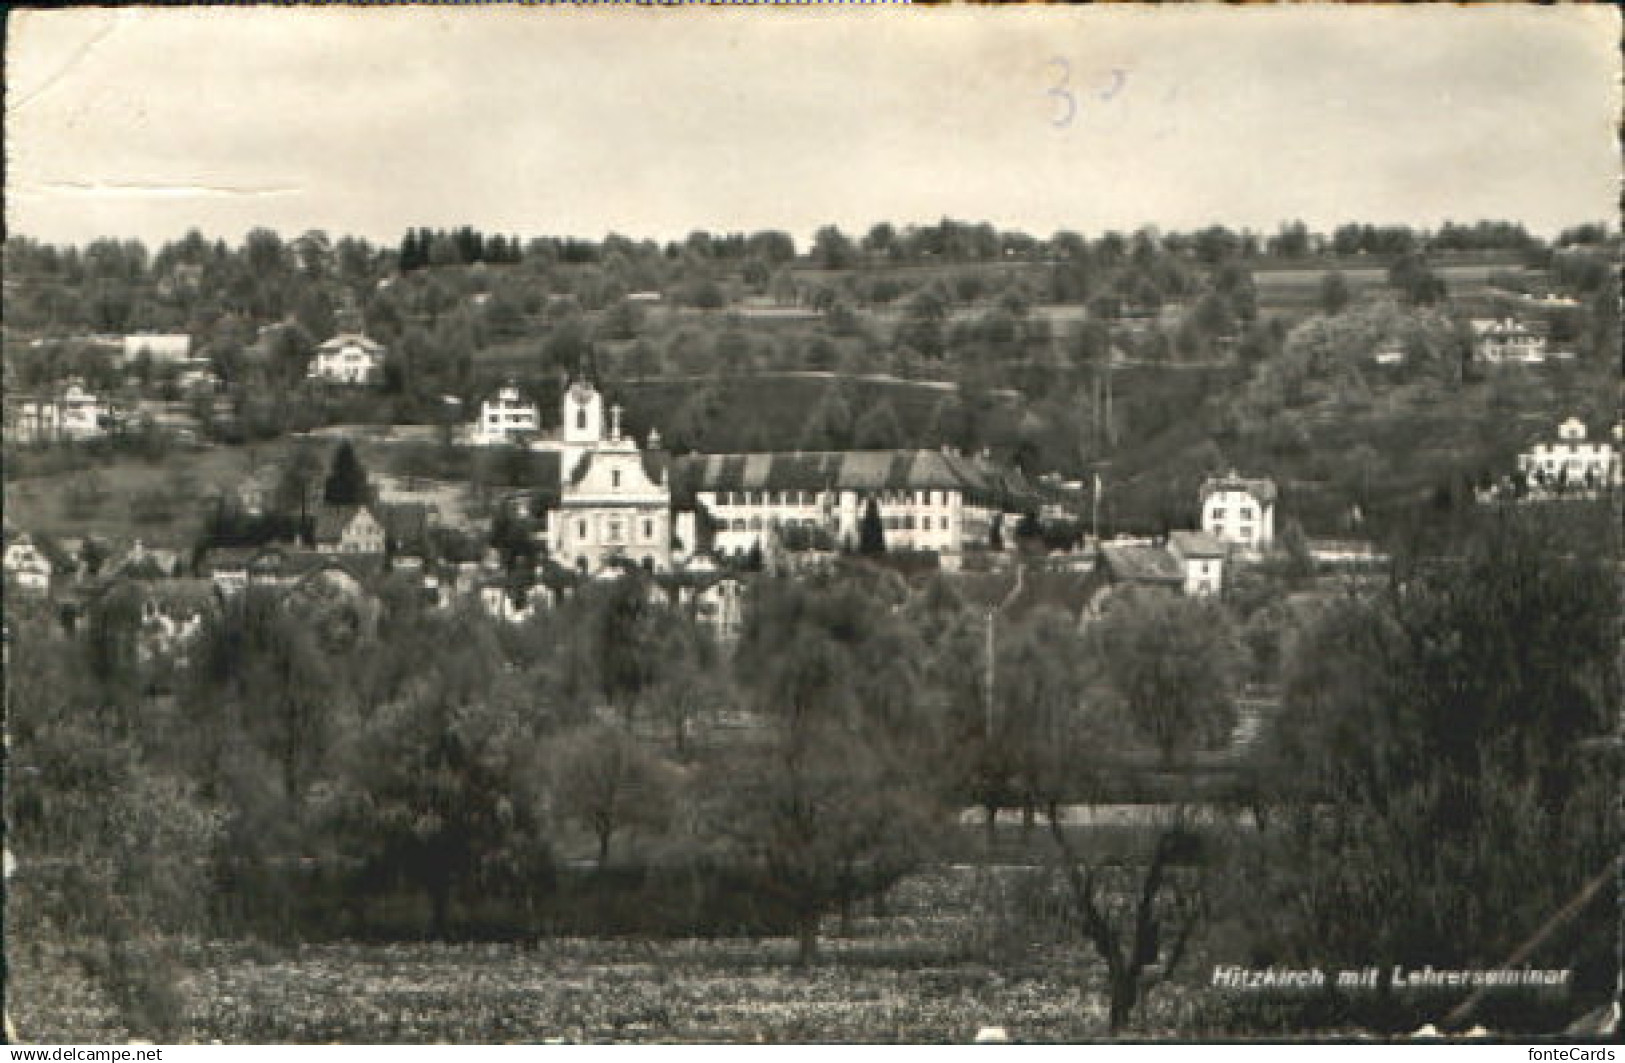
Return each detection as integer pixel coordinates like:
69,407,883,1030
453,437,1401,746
1099,543,1184,585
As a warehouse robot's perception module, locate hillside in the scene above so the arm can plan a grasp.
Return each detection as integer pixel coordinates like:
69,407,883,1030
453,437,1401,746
605,372,1027,456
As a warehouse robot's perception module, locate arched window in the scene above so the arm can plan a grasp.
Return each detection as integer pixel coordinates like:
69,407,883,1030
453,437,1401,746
576,408,587,431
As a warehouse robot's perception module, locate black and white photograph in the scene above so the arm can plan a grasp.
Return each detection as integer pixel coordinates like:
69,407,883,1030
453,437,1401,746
3,3,1620,1045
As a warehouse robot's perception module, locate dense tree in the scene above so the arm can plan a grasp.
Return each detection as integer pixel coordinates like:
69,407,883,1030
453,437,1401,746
319,621,552,939
1086,588,1243,765
811,225,856,270
7,616,222,1040
1317,270,1351,316
322,439,372,505
1387,251,1447,307
1237,507,1620,1032
720,577,940,962
858,496,886,556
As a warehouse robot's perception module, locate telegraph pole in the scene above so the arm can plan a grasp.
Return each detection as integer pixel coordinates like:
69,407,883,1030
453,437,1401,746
985,607,995,740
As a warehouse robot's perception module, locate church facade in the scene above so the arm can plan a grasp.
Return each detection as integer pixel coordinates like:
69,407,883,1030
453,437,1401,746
545,379,686,575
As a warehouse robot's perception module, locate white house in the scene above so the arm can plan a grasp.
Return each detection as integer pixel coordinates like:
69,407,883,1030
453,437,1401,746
674,565,749,642
7,381,114,443
470,383,540,446
1470,318,1547,364
122,333,192,363
478,574,539,625
1167,530,1227,597
1199,472,1277,551
307,333,386,385
3,535,53,594
1517,417,1621,494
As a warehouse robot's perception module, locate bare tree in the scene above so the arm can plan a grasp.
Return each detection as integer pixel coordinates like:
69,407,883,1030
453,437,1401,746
550,723,675,869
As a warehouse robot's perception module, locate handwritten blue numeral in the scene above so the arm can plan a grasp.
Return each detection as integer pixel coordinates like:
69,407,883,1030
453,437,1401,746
1047,56,1076,129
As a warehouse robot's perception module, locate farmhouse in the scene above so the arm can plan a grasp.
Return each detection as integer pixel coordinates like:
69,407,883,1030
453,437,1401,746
1096,541,1185,593
313,504,386,555
1167,530,1226,597
307,332,386,385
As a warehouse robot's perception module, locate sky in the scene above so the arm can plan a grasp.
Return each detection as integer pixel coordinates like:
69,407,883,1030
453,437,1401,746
6,5,1620,250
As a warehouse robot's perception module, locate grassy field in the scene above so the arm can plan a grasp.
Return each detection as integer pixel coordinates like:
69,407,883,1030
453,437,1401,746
7,861,1227,1044
1248,263,1527,316
2,441,294,549
1251,262,1524,315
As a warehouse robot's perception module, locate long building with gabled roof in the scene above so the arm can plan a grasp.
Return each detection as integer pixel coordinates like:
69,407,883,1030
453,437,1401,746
677,446,1040,565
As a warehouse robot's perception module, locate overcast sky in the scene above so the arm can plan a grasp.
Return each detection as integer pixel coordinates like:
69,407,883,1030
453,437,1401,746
7,5,1620,249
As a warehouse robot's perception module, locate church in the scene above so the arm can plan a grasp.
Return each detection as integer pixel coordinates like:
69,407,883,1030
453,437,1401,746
530,377,693,575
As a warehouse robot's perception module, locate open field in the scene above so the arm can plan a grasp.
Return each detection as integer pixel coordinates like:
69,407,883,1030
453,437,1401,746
5,864,1226,1044
1,441,294,548
1252,262,1532,314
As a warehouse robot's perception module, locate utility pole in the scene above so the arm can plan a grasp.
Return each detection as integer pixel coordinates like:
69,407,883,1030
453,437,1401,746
1092,471,1102,544
985,607,996,740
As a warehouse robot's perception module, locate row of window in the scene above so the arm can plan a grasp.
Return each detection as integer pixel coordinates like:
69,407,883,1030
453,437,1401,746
1211,524,1254,541
884,515,952,532
1208,506,1255,521
718,514,956,534
1529,458,1613,473
574,517,658,543
713,489,957,508
574,555,657,573
724,517,820,533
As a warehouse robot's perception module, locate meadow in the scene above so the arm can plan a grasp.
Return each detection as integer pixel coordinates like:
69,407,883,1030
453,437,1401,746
1251,261,1523,315
5,863,1223,1044
1,441,292,547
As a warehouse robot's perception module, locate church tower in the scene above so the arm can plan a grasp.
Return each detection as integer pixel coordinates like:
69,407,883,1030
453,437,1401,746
560,376,604,477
